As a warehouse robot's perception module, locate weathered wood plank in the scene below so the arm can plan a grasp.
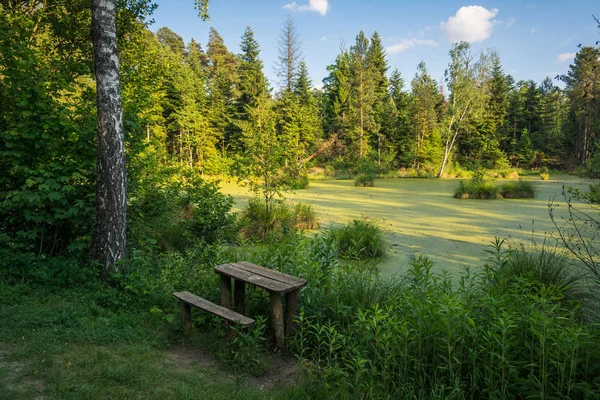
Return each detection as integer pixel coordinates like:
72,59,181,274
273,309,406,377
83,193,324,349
236,262,307,287
215,264,292,293
215,263,306,293
173,291,254,326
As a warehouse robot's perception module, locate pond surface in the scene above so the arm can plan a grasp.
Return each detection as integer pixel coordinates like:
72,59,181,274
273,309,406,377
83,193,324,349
220,175,593,279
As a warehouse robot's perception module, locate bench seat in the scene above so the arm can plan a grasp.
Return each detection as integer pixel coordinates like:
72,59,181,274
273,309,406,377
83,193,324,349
173,291,254,327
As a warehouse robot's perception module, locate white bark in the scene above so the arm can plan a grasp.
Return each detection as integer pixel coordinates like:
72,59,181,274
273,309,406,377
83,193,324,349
91,0,127,275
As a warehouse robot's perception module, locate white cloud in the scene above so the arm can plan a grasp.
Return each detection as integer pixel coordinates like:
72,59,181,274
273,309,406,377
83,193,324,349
386,38,438,54
441,6,498,43
284,0,329,16
320,35,327,41
556,53,576,63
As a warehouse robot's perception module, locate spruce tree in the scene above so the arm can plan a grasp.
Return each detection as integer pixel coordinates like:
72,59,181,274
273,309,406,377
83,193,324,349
276,15,303,92
348,30,377,158
237,26,269,120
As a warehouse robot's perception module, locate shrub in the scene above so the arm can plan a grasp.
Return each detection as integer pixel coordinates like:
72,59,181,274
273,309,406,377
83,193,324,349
295,203,319,230
485,239,588,306
589,183,600,203
498,180,536,198
239,200,320,240
455,178,536,200
290,174,309,189
447,165,473,179
324,219,385,259
496,168,519,179
354,173,375,187
540,172,550,180
128,168,237,251
334,170,354,180
290,254,600,399
239,199,296,241
454,179,499,199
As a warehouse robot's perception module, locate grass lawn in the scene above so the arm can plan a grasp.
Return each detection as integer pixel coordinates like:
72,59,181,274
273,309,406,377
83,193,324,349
0,283,299,399
220,174,592,278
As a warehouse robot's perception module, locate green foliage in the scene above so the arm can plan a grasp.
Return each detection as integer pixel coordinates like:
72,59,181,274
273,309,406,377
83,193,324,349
295,203,319,230
454,178,499,199
290,174,309,190
239,198,296,241
219,316,268,376
290,254,600,399
239,199,320,241
588,183,600,203
498,180,536,198
324,219,385,259
128,167,237,252
540,172,550,180
484,238,589,306
455,176,536,199
354,173,376,187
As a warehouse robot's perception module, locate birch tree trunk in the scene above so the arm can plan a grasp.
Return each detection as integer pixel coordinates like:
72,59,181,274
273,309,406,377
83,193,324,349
91,0,127,277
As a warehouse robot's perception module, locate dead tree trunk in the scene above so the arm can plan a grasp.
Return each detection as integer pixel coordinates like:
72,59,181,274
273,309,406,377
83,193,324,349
91,0,127,277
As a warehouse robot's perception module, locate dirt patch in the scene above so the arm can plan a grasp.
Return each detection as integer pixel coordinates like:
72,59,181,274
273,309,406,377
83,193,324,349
0,347,45,399
165,345,299,391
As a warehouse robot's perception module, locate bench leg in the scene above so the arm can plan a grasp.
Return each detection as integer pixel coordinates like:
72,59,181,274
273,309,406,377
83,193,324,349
181,302,192,336
226,322,237,341
234,280,245,314
220,275,232,310
270,292,284,350
285,289,300,338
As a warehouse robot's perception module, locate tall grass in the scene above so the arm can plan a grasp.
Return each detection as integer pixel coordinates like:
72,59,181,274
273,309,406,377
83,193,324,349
454,179,499,199
288,253,600,399
323,219,385,259
295,203,319,230
498,180,536,198
239,199,296,241
484,239,588,305
455,178,536,199
239,199,319,241
354,173,376,187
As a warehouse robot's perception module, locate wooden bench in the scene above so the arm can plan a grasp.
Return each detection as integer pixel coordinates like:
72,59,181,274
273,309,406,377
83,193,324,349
173,291,254,338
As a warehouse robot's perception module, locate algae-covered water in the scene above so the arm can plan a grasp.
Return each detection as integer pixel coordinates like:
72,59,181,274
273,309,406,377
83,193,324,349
219,175,593,279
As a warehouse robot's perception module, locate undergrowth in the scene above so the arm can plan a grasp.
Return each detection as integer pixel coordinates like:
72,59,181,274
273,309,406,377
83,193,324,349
455,176,536,199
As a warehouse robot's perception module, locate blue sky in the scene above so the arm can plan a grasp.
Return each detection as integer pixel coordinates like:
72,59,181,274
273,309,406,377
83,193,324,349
149,1,599,90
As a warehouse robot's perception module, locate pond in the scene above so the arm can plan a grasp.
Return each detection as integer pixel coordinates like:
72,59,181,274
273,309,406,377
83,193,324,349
220,175,593,279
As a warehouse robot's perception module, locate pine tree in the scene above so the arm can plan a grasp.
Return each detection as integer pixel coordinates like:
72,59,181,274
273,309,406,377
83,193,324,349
389,69,412,165
157,27,186,57
410,62,442,171
348,30,377,158
206,27,238,153
538,77,567,161
561,46,600,164
323,51,351,144
237,26,269,121
276,15,303,92
293,61,322,153
488,52,509,137
368,31,391,166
